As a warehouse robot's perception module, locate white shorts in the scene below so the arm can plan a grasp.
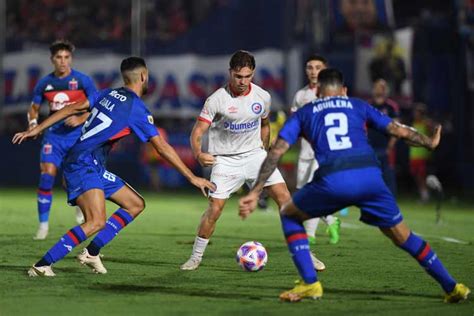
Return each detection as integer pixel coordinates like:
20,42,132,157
296,157,319,189
209,148,285,199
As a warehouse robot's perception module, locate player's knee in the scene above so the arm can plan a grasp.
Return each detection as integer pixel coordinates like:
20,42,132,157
129,196,146,216
275,191,291,208
207,205,223,223
85,217,106,233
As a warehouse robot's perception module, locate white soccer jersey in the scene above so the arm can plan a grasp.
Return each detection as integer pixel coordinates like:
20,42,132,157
291,85,317,160
198,83,271,156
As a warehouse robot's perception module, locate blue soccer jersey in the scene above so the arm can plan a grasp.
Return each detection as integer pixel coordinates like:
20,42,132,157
278,96,402,227
279,96,392,177
32,69,97,135
63,87,159,204
33,69,96,167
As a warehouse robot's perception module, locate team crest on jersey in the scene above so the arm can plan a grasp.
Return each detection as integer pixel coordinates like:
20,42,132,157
227,105,238,113
251,102,263,114
68,78,78,90
147,115,154,124
43,144,53,154
45,84,54,91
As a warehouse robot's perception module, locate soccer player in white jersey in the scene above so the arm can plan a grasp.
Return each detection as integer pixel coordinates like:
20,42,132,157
292,54,341,245
181,50,324,271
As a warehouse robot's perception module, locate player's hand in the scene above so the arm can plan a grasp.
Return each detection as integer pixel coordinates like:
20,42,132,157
196,153,215,167
12,128,41,144
64,115,84,127
190,176,216,197
429,124,442,150
238,191,259,220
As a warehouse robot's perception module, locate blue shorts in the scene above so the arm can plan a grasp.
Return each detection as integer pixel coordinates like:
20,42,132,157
40,129,82,167
293,167,403,228
64,160,125,206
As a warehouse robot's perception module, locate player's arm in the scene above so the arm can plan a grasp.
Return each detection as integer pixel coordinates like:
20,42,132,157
64,111,90,128
64,75,97,127
386,121,441,150
190,119,215,167
239,137,290,219
252,137,290,192
261,116,271,150
13,100,90,144
149,135,215,197
386,118,399,154
27,103,40,131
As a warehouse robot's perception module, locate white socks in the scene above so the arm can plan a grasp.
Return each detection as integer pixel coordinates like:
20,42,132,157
39,222,49,230
191,236,209,260
304,215,337,237
304,218,320,237
324,215,337,226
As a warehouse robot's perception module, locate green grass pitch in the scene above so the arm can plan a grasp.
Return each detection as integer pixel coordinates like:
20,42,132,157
0,188,472,315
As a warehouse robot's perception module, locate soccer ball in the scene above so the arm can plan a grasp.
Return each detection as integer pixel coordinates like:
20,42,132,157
236,241,268,272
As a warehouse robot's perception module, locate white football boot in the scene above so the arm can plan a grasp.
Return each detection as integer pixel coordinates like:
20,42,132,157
77,248,107,274
180,257,202,271
33,223,49,240
28,265,56,277
311,252,326,272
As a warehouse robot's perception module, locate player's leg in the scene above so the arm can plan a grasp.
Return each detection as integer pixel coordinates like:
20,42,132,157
304,218,320,244
380,221,469,302
411,159,429,202
181,197,227,270
28,189,106,277
321,215,341,244
34,162,57,240
182,155,243,270
61,175,85,225
278,200,323,301
297,158,322,243
78,184,145,273
267,163,326,271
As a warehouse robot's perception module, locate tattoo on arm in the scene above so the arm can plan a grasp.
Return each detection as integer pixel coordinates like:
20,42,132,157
253,138,290,192
386,121,433,149
260,118,270,150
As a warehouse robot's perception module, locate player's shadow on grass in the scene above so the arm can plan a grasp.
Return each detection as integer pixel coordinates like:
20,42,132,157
90,283,271,300
100,256,176,267
324,287,440,300
0,264,29,272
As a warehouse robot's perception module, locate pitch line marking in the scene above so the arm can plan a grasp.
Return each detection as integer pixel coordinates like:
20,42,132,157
440,237,470,244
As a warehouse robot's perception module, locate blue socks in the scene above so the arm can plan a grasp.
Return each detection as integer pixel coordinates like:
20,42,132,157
281,214,317,284
36,226,87,267
399,232,457,293
87,208,134,256
37,173,54,223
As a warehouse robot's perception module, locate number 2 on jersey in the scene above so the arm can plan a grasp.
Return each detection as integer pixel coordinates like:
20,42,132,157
80,107,112,141
324,112,352,150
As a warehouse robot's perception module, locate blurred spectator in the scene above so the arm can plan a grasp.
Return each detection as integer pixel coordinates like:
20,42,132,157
367,79,399,195
335,0,391,33
6,0,131,47
369,36,407,95
409,103,434,202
